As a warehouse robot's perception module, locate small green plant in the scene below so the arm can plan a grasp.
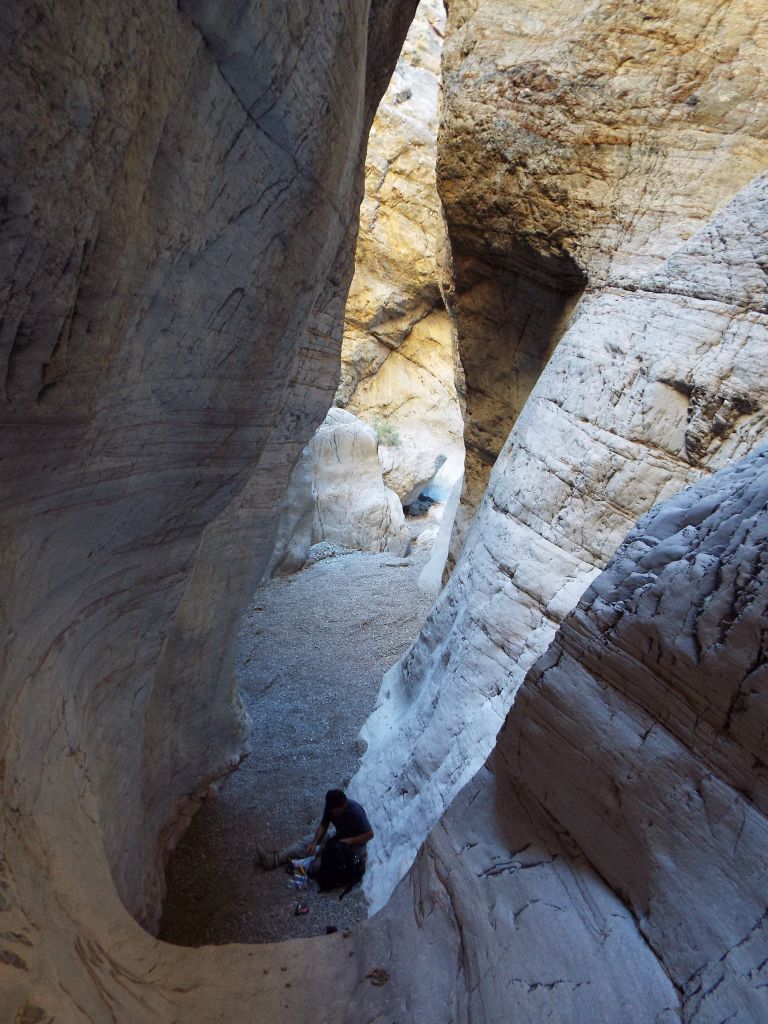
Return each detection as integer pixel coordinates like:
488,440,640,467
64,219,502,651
370,415,400,447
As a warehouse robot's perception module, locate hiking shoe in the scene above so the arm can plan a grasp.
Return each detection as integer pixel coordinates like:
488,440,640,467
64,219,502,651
254,845,282,870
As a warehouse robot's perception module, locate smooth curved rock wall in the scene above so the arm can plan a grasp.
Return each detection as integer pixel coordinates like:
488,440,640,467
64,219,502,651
0,0,418,1004
4,443,761,1023
354,173,768,911
344,449,767,1023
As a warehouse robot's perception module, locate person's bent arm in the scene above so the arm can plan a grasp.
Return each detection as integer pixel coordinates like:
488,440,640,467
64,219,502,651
306,822,329,855
340,829,374,848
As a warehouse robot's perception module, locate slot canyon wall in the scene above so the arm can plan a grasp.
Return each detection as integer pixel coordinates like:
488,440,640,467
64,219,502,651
269,0,462,572
0,2,767,1024
0,0,418,1015
355,0,768,910
438,0,768,560
337,0,464,506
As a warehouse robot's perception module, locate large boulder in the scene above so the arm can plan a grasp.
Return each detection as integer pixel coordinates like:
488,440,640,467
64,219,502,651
309,408,410,556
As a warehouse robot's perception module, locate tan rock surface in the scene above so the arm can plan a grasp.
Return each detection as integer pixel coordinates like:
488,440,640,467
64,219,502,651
339,0,465,509
439,0,768,560
2,2,768,1022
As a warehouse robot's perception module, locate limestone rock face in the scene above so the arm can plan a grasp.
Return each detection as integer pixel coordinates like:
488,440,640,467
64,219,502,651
338,0,465,510
354,174,768,911
439,0,768,560
2,442,765,1021
338,0,446,401
0,0,417,1011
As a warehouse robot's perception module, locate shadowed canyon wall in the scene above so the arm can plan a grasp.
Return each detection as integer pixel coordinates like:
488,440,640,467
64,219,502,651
0,0,417,1009
1,1,767,1022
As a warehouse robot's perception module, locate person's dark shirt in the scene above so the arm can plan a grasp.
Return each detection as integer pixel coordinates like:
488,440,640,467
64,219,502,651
322,799,372,841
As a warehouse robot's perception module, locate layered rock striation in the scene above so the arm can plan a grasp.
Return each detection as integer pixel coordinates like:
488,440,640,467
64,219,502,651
2,2,768,1022
0,0,418,1011
355,173,768,910
345,448,768,1022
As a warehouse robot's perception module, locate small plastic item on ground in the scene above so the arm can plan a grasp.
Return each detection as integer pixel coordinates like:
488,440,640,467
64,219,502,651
288,875,308,890
294,902,309,916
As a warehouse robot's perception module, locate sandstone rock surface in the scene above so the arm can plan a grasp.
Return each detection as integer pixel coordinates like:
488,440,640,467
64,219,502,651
4,442,762,1024
2,1,768,1022
269,408,411,570
0,0,418,1014
439,0,768,560
338,0,465,510
355,173,768,911
344,449,768,1022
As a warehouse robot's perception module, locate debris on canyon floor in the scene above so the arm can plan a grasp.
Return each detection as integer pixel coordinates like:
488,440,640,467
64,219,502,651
159,549,433,945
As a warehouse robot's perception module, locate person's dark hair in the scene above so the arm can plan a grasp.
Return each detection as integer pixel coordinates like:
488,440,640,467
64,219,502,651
325,788,347,810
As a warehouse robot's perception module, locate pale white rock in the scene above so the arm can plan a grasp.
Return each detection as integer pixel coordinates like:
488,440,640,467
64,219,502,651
343,452,768,1022
411,522,440,549
353,174,768,912
377,438,443,505
308,408,410,556
418,471,463,595
0,0,420,1013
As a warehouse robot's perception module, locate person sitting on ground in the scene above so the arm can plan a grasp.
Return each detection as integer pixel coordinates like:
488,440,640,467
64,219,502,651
255,788,374,876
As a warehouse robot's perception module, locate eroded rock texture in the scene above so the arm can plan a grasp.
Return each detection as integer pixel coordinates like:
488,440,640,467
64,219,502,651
439,0,768,559
355,174,768,911
9,446,760,1023
339,0,465,505
342,450,768,1023
0,0,417,1011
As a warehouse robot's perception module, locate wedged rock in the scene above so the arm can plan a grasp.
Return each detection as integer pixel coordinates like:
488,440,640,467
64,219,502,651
270,408,411,566
309,408,410,556
354,173,768,911
356,308,465,503
439,0,768,561
377,439,443,506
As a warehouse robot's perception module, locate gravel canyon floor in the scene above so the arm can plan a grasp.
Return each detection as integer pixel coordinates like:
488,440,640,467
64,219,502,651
159,550,434,945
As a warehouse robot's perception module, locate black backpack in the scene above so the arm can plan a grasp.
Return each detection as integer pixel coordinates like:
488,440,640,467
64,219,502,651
317,838,366,897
